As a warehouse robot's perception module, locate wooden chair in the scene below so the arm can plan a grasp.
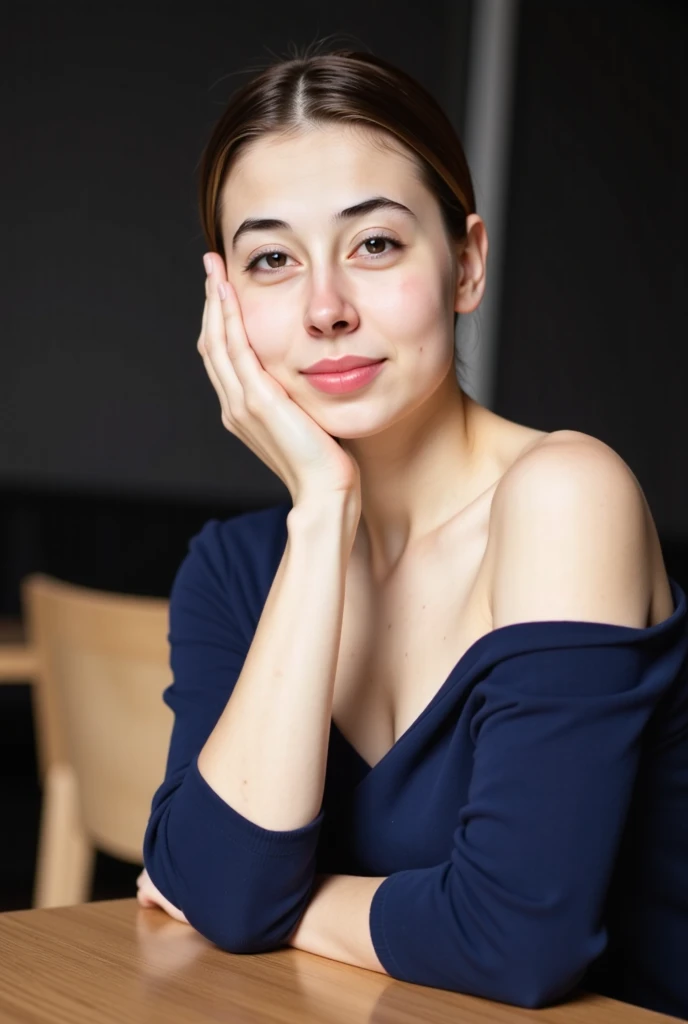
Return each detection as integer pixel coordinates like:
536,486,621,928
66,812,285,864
20,574,173,908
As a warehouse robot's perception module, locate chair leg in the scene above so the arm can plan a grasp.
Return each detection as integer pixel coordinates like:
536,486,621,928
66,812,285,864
33,763,95,908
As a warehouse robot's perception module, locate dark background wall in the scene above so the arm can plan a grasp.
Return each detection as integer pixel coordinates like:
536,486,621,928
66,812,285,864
1,1,685,910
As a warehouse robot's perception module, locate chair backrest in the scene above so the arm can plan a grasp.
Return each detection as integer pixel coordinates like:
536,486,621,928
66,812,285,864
21,573,173,863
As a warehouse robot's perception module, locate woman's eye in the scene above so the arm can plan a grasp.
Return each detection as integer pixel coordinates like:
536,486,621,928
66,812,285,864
244,235,402,274
246,251,291,272
358,235,401,257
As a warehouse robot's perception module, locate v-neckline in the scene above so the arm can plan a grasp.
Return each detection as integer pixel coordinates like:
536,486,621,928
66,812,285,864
330,575,686,777
331,627,494,775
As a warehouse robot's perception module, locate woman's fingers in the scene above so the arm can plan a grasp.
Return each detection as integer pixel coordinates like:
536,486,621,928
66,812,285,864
199,295,235,417
197,272,282,477
197,251,361,501
202,275,243,404
204,258,275,412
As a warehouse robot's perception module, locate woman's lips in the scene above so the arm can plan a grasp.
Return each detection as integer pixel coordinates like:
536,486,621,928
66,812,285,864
302,359,386,394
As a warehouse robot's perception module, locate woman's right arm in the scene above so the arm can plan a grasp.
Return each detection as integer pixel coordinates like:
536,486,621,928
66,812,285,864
197,494,354,833
142,500,353,953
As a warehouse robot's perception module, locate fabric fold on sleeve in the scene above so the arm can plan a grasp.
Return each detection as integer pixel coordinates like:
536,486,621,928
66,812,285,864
369,617,688,1009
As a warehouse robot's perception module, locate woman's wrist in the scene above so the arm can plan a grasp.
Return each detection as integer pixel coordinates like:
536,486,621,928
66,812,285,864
288,492,360,553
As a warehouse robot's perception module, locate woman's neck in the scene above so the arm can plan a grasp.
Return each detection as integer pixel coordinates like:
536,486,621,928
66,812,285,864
342,387,503,580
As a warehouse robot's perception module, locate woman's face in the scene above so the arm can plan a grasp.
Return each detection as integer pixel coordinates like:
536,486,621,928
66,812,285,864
218,124,465,440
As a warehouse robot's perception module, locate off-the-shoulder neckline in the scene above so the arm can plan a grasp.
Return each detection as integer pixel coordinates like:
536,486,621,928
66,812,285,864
420,575,686,695
333,576,687,775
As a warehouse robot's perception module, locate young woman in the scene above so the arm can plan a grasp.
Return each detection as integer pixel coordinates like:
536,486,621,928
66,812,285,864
137,48,688,1017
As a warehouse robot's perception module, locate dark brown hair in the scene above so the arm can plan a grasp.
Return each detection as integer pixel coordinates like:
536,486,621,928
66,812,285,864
197,45,478,386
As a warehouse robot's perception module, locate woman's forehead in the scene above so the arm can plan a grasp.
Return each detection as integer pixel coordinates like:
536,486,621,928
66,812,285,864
221,128,427,223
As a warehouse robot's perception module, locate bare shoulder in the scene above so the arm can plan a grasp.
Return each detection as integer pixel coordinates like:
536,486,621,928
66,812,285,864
491,428,647,521
487,428,667,630
508,426,634,470
497,427,648,505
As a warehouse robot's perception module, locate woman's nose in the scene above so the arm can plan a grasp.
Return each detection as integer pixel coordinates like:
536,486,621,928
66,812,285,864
304,279,360,336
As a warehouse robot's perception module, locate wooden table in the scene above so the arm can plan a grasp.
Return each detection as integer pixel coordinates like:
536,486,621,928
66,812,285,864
0,899,682,1024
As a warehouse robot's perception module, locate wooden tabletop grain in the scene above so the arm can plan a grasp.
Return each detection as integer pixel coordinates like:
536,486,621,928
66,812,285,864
0,899,681,1024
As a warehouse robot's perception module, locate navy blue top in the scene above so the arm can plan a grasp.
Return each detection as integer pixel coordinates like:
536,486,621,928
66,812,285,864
143,501,688,1017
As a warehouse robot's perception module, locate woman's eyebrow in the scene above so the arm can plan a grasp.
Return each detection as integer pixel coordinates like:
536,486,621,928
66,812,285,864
230,196,417,250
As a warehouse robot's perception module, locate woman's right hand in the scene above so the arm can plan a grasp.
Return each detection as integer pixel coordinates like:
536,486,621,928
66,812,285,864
197,253,362,514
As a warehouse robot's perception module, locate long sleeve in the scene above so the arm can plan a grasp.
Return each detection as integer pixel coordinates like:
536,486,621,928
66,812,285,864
143,510,324,952
368,611,688,1009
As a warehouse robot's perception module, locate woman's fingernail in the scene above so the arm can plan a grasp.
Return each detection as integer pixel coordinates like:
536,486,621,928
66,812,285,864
218,281,227,300
203,254,213,275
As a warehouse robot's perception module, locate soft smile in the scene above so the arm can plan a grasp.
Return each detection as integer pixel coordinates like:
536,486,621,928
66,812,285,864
301,359,387,395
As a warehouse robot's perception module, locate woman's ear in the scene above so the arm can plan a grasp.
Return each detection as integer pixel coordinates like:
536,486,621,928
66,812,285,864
454,215,488,315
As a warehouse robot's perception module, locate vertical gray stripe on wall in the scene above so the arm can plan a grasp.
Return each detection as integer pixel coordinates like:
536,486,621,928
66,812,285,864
455,0,520,408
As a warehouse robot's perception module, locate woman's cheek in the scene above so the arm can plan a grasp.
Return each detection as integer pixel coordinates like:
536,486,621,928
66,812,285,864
377,273,445,334
238,298,290,362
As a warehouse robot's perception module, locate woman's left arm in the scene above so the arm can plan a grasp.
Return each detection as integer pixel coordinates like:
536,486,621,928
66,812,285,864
287,873,388,972
356,442,686,1008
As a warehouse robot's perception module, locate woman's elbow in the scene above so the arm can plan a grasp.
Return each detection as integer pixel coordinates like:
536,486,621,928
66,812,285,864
494,927,607,1009
184,899,299,954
